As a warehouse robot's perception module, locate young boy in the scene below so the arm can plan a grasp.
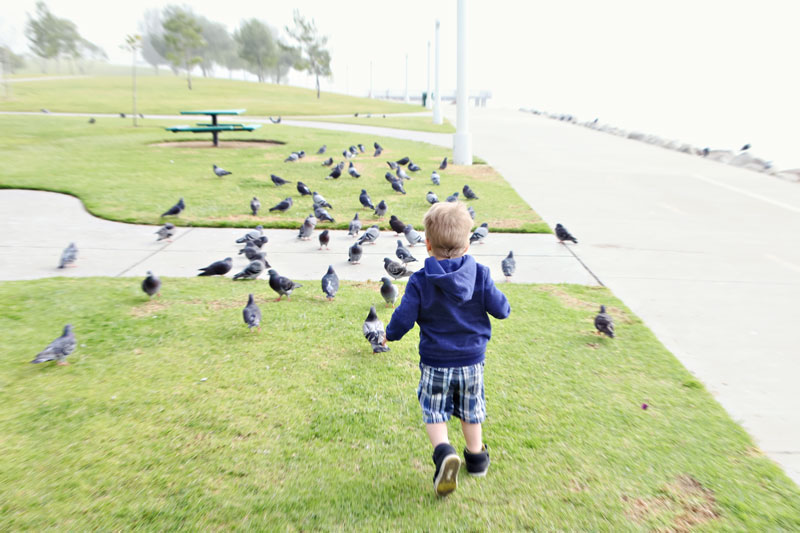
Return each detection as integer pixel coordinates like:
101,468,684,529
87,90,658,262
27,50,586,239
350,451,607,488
386,202,511,496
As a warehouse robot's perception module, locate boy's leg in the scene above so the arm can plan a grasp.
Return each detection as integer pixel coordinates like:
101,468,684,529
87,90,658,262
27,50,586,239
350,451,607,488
453,362,490,476
418,363,460,496
460,420,483,453
426,422,449,447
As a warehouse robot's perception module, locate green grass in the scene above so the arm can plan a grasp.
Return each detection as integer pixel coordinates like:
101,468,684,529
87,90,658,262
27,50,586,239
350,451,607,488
0,115,548,232
292,114,457,134
1,277,798,530
0,75,418,116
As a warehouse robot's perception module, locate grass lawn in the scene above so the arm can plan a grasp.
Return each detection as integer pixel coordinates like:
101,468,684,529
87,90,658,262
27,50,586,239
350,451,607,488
0,115,548,232
0,75,417,117
291,114,457,134
1,277,798,530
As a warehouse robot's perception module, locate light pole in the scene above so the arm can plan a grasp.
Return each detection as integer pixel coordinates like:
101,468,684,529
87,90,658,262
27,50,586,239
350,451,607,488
121,34,142,127
453,0,472,165
433,20,442,124
426,40,431,109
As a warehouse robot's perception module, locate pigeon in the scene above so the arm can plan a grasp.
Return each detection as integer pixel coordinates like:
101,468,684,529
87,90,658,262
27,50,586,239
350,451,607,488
463,184,479,200
385,172,397,184
238,243,265,261
426,191,439,204
384,257,412,279
312,192,332,208
387,160,399,170
154,223,176,243
41,108,50,114
470,223,489,244
284,151,300,162
359,189,375,210
88,117,95,124
374,142,383,151
358,144,365,153
31,324,76,365
741,143,751,151
269,197,293,213
160,198,185,217
555,223,578,244
268,269,302,301
374,146,383,157
396,240,418,263
391,180,407,195
342,149,353,159
297,181,312,196
348,213,362,237
358,225,380,245
380,277,399,308
408,161,421,172
321,157,334,166
197,257,233,276
374,200,388,218
467,206,475,219
349,145,359,156
119,112,126,118
348,162,361,178
314,205,335,223
58,242,78,268
389,215,406,235
213,164,232,177
327,165,342,179
317,144,327,154
236,225,264,244
431,171,441,185
298,215,316,240
403,225,424,246
348,241,363,264
318,229,330,250
269,116,282,124
250,197,261,216
271,174,291,186
243,294,261,332
446,192,459,202
396,168,410,181
142,271,161,298
233,255,267,280
501,251,516,282
439,157,448,170
363,305,390,353
396,156,410,166
321,265,339,301
594,305,615,338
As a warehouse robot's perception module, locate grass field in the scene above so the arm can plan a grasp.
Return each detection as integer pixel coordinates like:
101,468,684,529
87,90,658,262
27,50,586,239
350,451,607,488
1,277,798,530
0,115,548,232
0,75,417,117
292,115,457,134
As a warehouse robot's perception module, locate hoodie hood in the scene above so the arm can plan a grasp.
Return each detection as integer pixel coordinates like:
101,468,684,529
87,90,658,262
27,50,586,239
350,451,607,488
423,255,476,303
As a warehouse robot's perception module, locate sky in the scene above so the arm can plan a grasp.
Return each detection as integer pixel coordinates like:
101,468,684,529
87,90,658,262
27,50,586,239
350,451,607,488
2,0,800,168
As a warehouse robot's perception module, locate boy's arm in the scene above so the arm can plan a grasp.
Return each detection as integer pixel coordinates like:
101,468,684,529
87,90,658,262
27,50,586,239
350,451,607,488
386,279,421,341
484,274,511,319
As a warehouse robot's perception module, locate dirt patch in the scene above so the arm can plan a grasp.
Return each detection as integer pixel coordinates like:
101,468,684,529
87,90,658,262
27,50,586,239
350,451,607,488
623,475,719,532
151,139,285,149
536,286,633,324
456,164,503,182
129,299,171,317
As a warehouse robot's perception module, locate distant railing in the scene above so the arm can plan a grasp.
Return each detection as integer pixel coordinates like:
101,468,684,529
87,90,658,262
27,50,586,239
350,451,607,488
375,90,492,107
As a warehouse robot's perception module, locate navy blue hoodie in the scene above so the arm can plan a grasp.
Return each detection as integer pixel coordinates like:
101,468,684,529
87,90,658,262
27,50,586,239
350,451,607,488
386,254,511,367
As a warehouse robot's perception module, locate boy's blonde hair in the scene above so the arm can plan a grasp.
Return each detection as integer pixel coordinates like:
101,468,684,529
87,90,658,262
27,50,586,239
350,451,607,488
423,202,473,258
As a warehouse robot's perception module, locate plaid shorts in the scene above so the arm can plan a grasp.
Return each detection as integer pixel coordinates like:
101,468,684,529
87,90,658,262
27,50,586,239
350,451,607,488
417,361,486,424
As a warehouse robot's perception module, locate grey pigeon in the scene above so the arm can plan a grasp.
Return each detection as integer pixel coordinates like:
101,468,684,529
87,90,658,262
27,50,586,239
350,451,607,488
250,197,261,216
327,165,342,179
349,145,358,156
396,240,418,263
298,215,317,240
236,225,264,244
446,192,459,202
374,142,383,151
555,223,578,243
358,225,380,245
243,293,261,332
317,144,327,154
233,255,267,280
391,179,407,195
467,206,475,219
387,160,399,170
322,157,334,166
268,269,303,301
403,225,424,246
348,162,361,178
358,144,365,153
385,172,397,184
31,324,76,365
245,235,268,249
268,197,293,213
318,229,330,250
501,251,516,281
142,271,161,297
463,184,479,200
321,265,339,300
384,257,412,279
431,171,441,185
396,168,410,181
213,164,231,177
408,161,421,172
58,242,78,268
271,174,291,186
198,257,233,276
284,151,300,162
470,223,489,244
314,205,335,223
389,215,406,235
88,117,95,124
312,192,332,208
364,305,390,353
374,146,383,157
348,241,363,264
160,198,185,217
297,181,312,196
380,277,399,308
595,305,615,338
396,156,410,166
348,213,362,237
359,189,375,210
426,191,439,204
439,157,448,170
238,243,264,261
269,116,281,124
374,200,388,218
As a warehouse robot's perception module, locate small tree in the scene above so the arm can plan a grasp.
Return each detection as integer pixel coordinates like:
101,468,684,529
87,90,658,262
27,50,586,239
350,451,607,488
234,19,276,83
25,1,65,71
121,34,141,127
274,43,299,84
162,7,204,90
285,10,331,99
140,8,169,75
197,18,232,78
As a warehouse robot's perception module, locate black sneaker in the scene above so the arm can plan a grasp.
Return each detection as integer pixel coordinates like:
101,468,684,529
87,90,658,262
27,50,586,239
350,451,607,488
463,444,490,477
432,443,460,496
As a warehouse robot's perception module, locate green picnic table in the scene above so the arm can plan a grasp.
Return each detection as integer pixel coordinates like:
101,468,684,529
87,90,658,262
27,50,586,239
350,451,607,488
165,109,262,146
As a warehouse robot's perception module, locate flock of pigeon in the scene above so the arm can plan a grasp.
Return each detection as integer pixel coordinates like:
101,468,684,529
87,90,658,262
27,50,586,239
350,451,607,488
35,139,613,364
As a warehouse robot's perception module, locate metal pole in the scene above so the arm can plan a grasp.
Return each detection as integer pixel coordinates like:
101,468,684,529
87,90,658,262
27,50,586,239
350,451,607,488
453,0,472,165
433,20,442,124
132,47,138,127
426,40,431,109
404,53,409,103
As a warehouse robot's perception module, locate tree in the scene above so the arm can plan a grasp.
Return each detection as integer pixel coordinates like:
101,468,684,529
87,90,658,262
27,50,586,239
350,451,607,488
162,6,204,90
0,46,26,74
197,18,233,78
273,43,299,84
284,10,331,99
25,1,103,73
234,19,275,83
121,34,141,127
139,9,169,75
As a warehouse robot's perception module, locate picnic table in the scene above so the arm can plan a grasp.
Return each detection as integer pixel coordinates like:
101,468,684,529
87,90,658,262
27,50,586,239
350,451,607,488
165,109,262,147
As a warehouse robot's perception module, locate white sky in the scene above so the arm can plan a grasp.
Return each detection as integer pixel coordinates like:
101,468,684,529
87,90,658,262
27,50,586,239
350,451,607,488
2,0,800,167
